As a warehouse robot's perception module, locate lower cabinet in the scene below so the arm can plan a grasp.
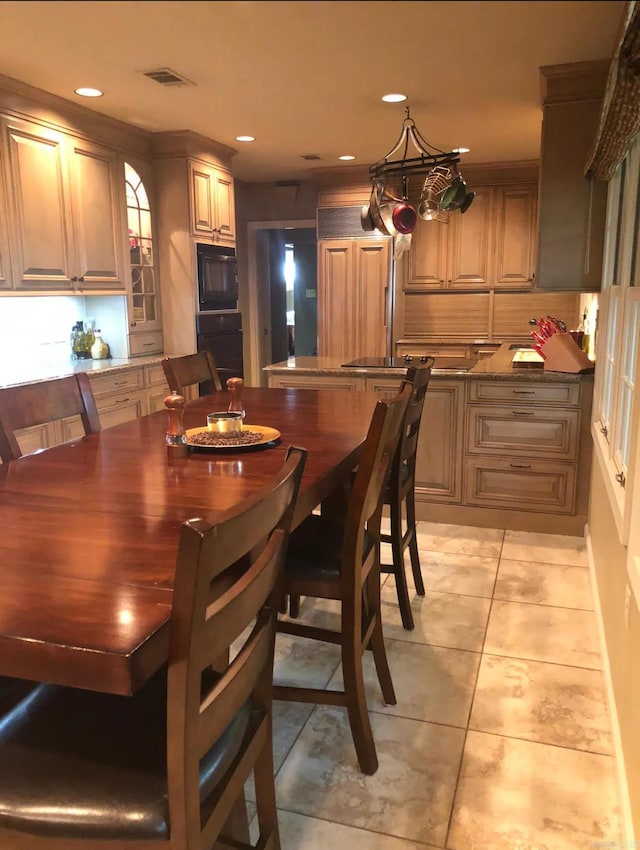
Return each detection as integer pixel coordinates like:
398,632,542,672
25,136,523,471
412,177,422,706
464,456,576,514
267,374,366,391
415,380,465,503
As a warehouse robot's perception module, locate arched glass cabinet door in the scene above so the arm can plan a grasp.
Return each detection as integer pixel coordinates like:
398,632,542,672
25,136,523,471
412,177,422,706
124,161,162,338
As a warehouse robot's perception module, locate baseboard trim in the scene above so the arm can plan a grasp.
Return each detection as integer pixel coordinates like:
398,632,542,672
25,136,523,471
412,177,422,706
585,524,635,844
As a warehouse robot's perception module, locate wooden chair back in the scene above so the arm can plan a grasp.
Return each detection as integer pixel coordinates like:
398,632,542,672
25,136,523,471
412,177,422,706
395,362,433,482
0,373,101,462
342,386,411,593
166,446,306,849
161,350,222,395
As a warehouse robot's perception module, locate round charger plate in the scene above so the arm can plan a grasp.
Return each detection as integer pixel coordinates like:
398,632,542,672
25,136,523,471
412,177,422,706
185,424,281,452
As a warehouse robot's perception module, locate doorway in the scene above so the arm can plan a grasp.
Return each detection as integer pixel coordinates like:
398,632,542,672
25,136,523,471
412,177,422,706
247,220,317,384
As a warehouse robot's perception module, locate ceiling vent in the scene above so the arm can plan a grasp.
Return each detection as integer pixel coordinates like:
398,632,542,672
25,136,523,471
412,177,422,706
301,154,321,161
142,68,195,87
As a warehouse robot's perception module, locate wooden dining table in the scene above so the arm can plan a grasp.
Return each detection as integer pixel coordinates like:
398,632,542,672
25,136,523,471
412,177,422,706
0,386,382,697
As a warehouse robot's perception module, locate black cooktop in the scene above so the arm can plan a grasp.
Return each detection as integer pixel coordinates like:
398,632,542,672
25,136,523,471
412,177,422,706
342,356,432,368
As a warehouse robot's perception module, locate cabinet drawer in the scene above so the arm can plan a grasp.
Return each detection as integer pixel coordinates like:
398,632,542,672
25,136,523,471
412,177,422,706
144,362,169,387
466,405,580,460
267,375,366,391
90,369,144,398
130,331,163,356
468,380,580,406
464,457,576,514
365,377,404,397
97,392,146,430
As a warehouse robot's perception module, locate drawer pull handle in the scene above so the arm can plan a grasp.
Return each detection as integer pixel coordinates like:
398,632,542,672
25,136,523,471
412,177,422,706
509,463,532,470
143,342,155,347
511,410,534,416
513,390,535,395
114,381,127,387
115,397,131,404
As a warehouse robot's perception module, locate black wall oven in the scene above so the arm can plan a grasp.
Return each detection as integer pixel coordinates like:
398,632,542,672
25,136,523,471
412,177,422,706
196,243,238,312
196,312,243,395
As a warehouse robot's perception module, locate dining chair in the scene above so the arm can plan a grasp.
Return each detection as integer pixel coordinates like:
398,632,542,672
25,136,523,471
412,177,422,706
0,446,307,850
161,349,222,396
380,362,434,630
274,387,410,775
0,373,101,463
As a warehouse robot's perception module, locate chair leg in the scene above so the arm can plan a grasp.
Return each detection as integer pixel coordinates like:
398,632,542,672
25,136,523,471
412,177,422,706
252,715,281,850
288,594,301,618
341,601,378,775
390,497,414,630
366,570,396,707
406,487,424,596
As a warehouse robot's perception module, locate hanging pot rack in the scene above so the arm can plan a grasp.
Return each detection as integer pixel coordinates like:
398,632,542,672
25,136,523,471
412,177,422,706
369,106,462,183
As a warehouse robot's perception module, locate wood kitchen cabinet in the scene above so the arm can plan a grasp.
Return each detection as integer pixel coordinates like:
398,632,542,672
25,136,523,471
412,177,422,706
188,159,235,245
0,116,125,293
406,183,537,290
414,379,465,503
318,238,390,362
0,156,11,290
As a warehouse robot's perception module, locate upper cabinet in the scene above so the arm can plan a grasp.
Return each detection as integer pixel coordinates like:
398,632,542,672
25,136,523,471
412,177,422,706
407,183,537,291
535,62,609,292
0,116,125,293
0,145,12,291
188,159,235,245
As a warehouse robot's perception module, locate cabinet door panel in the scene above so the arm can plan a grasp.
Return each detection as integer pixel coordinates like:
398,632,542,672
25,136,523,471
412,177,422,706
318,240,355,361
354,240,389,358
415,380,464,502
408,219,448,286
214,169,236,244
495,185,537,287
0,177,11,290
69,139,124,290
189,162,214,235
4,119,72,289
97,393,145,429
448,187,492,287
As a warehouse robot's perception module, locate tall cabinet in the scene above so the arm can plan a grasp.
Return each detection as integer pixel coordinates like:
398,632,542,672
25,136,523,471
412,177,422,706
318,238,391,362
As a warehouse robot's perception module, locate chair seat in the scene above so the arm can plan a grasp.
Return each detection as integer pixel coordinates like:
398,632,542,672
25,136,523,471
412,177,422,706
0,667,251,841
285,515,375,585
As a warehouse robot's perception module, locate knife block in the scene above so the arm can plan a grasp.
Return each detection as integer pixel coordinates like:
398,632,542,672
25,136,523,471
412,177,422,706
541,333,594,373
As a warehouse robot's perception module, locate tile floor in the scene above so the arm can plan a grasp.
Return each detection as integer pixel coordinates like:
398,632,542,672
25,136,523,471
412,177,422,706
248,521,623,849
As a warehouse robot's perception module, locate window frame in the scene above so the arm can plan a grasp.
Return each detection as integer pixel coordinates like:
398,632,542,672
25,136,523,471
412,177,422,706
592,136,640,542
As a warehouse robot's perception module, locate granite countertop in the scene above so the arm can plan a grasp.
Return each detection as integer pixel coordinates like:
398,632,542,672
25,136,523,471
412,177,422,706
264,345,594,383
0,354,176,390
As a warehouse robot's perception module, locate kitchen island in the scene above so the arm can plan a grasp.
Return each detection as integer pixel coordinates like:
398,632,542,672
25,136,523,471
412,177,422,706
265,345,594,535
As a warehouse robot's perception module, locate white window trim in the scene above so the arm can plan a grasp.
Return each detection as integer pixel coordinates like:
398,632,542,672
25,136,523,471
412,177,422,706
592,137,640,543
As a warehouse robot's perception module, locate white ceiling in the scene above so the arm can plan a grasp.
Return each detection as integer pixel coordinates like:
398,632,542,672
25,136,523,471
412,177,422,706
0,0,627,182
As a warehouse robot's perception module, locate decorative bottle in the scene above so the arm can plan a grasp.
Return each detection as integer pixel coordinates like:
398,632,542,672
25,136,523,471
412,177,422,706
164,391,188,457
91,330,109,360
227,377,245,421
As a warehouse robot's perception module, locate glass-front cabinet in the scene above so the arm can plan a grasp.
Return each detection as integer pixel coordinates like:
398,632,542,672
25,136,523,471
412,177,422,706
123,159,163,352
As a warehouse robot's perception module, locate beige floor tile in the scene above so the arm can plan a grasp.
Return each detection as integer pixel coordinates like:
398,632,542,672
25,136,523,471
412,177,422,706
485,600,601,668
415,521,504,558
495,559,594,609
502,530,587,567
273,631,342,688
384,551,498,597
381,585,491,651
327,638,480,727
275,705,464,846
276,809,442,850
470,654,612,754
448,731,620,850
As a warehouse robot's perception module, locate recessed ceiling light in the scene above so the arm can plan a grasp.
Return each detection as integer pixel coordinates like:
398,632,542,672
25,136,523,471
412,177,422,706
235,135,255,142
339,155,356,161
454,147,471,154
381,93,407,103
74,87,103,98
